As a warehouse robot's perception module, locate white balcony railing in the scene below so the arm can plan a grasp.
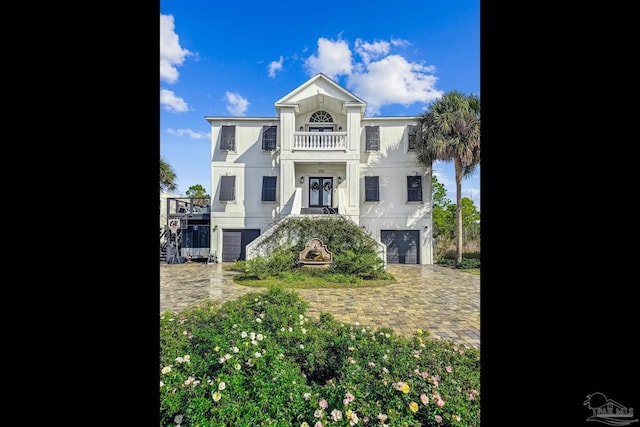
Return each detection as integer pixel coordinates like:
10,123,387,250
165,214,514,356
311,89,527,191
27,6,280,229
293,132,347,150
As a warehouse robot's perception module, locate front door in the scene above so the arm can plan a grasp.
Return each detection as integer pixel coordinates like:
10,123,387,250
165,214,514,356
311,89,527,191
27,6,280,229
309,177,332,207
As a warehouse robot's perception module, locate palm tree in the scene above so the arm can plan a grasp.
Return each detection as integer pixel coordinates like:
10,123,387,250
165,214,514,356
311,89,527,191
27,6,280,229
160,157,178,192
415,90,480,265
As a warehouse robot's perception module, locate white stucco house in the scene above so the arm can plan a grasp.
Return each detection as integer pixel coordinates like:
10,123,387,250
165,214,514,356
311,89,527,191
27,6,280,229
205,73,432,264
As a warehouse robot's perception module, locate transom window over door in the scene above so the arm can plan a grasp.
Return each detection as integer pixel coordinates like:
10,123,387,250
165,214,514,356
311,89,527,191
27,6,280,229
308,110,334,132
309,110,333,123
309,177,332,207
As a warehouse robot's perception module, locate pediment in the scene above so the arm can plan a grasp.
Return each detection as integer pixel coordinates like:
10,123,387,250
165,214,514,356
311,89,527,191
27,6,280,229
275,73,366,114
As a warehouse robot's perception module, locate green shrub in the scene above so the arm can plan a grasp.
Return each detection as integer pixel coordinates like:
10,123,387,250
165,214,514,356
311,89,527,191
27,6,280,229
436,257,481,269
230,260,248,272
160,288,480,426
332,249,386,278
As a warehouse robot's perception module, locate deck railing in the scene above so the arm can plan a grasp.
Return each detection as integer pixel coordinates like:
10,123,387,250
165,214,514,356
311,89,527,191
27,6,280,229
293,132,347,150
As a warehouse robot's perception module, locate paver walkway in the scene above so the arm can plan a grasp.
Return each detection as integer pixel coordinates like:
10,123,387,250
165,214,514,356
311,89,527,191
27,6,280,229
160,262,480,349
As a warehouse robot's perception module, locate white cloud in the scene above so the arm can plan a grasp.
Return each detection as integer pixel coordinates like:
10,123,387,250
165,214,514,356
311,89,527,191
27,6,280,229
268,56,284,78
354,38,390,64
160,14,192,84
305,35,442,116
304,37,352,79
225,92,250,115
160,89,189,113
390,38,411,48
348,54,442,116
167,128,210,139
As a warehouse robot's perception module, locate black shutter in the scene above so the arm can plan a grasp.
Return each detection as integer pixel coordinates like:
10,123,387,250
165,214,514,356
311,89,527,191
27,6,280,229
221,126,236,151
262,126,277,151
365,176,379,202
219,176,236,201
407,176,422,202
408,125,417,151
261,176,277,201
365,126,380,151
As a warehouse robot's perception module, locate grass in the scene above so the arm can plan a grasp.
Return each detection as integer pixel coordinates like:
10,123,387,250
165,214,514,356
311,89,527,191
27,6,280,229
232,268,396,289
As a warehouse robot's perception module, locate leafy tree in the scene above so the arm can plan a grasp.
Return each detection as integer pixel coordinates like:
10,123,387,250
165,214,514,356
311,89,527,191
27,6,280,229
460,197,481,239
160,157,177,191
185,184,210,206
416,90,480,265
431,175,454,238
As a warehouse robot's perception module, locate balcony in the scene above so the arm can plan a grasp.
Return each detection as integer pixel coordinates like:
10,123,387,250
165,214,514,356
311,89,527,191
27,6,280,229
293,131,347,151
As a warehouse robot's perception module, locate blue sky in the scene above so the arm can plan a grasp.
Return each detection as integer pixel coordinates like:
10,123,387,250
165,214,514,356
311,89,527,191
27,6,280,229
160,0,480,210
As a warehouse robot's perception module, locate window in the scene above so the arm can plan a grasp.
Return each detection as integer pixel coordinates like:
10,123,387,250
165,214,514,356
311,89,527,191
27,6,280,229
407,176,422,202
309,110,333,123
220,126,236,151
365,126,380,151
261,176,277,201
365,176,380,202
219,176,236,201
407,125,417,151
262,125,277,151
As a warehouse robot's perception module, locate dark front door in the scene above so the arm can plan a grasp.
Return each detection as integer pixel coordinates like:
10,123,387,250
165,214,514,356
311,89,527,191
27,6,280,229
222,229,260,262
380,230,420,264
309,177,333,207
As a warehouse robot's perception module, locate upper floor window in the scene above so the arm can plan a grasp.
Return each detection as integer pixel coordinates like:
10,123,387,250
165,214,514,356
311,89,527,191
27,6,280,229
407,176,422,202
261,176,277,202
262,125,277,151
309,110,333,122
219,176,236,202
365,126,380,151
365,176,380,202
407,125,417,151
220,126,236,151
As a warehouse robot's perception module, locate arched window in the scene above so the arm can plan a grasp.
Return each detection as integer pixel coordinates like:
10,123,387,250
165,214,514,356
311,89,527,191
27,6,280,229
309,110,333,123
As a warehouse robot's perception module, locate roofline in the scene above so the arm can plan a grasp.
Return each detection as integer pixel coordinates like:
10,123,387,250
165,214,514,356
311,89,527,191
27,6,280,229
203,115,420,122
274,73,367,107
205,116,278,123
362,116,421,121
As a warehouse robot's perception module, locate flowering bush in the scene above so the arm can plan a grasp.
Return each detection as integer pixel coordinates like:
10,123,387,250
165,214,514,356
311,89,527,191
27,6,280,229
160,288,480,426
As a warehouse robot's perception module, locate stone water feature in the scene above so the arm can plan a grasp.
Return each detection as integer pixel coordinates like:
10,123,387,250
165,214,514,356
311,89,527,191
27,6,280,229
298,238,333,268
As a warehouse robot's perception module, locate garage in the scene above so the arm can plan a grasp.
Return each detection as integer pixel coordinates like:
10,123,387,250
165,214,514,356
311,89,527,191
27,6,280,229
380,230,420,264
222,229,261,262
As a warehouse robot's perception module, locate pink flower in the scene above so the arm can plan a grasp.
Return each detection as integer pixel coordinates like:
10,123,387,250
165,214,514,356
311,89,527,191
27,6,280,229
445,366,452,373
435,415,443,423
420,393,429,405
319,399,328,409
